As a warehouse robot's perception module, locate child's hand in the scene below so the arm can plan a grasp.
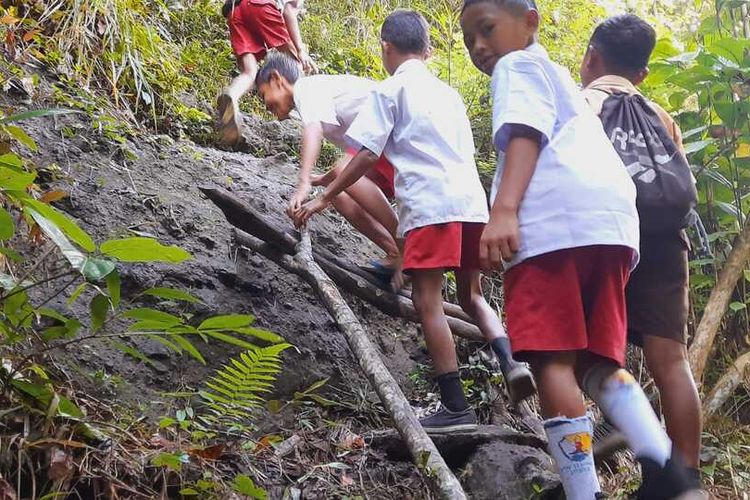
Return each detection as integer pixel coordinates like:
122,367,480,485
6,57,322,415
294,195,329,228
480,208,520,269
299,51,319,75
287,182,312,219
309,174,325,186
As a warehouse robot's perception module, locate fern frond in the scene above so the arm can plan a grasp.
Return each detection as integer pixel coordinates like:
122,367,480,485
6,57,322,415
201,343,291,419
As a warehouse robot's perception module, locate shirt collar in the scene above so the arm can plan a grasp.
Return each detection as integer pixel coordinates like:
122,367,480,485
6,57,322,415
585,75,639,94
394,58,428,76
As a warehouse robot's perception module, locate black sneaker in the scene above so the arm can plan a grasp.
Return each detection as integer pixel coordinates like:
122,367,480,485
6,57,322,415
503,362,537,405
419,405,477,432
636,448,705,500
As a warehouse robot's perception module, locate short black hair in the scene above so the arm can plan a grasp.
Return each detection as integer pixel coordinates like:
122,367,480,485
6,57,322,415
255,50,301,87
380,9,430,54
590,14,656,76
461,0,538,16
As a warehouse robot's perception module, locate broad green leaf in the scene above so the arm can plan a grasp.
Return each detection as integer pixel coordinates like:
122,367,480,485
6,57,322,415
235,327,284,343
128,320,173,331
26,208,87,270
90,294,109,332
179,489,199,496
203,331,258,350
198,314,253,331
233,475,267,500
0,246,23,262
23,199,95,251
67,282,87,307
81,258,116,282
41,320,81,341
159,417,177,428
0,166,35,190
100,237,190,263
38,307,69,323
729,301,747,312
144,287,200,303
106,271,121,308
57,394,85,418
0,273,32,290
109,340,155,367
0,108,76,124
147,334,182,354
4,125,37,151
170,335,206,364
0,207,14,240
0,153,23,170
708,38,750,65
123,308,183,326
151,452,186,471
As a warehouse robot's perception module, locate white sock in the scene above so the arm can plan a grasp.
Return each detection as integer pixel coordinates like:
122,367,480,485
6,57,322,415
544,415,600,500
594,369,671,466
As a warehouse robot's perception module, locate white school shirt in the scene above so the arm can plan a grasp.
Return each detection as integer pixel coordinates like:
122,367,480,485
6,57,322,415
490,43,640,269
345,59,489,236
293,74,376,151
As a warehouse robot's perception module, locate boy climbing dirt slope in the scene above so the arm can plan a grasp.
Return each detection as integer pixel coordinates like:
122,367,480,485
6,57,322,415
295,9,536,429
461,0,702,498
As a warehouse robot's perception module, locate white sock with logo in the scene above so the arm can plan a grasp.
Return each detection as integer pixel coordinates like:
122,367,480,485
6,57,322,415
543,415,600,500
588,368,671,466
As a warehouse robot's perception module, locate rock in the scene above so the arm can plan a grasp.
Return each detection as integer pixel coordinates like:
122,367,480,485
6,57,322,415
462,441,561,500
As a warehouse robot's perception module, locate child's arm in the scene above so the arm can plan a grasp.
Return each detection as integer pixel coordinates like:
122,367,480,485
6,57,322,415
287,122,324,216
293,148,378,227
480,126,541,269
282,1,318,74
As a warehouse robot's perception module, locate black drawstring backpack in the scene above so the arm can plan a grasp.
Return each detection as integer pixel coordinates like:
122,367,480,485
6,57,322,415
222,0,243,17
599,91,698,234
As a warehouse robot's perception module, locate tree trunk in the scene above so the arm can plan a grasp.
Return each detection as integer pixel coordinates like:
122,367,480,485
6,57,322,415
293,230,468,499
702,350,750,415
688,221,750,384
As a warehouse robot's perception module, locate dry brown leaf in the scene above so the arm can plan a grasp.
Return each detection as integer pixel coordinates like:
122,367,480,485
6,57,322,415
0,15,18,25
340,473,354,488
337,430,365,451
48,447,74,481
40,190,68,203
22,30,41,42
149,434,177,451
188,444,225,460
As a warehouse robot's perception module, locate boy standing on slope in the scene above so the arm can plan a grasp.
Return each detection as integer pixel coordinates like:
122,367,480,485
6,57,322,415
217,0,317,147
254,52,400,279
296,9,536,427
461,0,701,498
580,14,703,486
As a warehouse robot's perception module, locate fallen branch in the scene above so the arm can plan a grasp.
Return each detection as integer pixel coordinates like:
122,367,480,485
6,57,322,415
294,230,468,499
200,186,474,324
233,231,484,342
702,350,750,416
688,221,750,383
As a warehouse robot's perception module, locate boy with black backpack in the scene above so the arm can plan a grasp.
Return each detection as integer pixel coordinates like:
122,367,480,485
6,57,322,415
581,14,703,489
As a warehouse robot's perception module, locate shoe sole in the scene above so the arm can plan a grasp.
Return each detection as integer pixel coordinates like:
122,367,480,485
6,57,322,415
422,423,478,433
216,93,241,147
507,365,537,405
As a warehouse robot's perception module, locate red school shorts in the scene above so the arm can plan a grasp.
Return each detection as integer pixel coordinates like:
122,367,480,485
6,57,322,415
503,245,633,365
346,148,396,200
227,0,295,59
403,222,484,272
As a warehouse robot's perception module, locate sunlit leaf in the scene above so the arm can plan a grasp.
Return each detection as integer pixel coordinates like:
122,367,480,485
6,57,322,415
0,207,14,240
26,208,86,270
144,287,200,303
0,166,35,190
123,308,182,325
4,125,37,151
203,331,258,350
169,335,206,364
684,139,716,155
40,189,68,203
198,314,253,331
233,474,267,499
0,109,76,124
100,237,190,263
109,340,155,367
151,452,186,471
0,153,22,170
729,301,747,312
235,327,284,343
67,282,87,307
81,258,116,281
0,246,23,262
23,199,95,251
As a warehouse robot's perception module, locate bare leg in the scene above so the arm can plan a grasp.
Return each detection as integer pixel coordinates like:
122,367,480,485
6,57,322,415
218,53,258,146
412,269,457,375
643,335,702,468
532,352,586,418
330,191,398,257
226,52,258,101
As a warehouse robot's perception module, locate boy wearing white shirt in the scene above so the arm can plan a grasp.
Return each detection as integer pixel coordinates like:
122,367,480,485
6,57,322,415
256,52,400,276
461,1,700,499
296,9,536,430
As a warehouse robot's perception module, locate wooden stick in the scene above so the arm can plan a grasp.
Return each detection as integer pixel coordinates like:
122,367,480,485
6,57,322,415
234,231,484,342
702,350,750,415
688,221,750,383
293,230,468,499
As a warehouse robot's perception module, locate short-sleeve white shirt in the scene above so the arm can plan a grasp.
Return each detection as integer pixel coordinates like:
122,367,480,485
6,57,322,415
490,43,640,269
345,59,489,236
293,74,376,151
